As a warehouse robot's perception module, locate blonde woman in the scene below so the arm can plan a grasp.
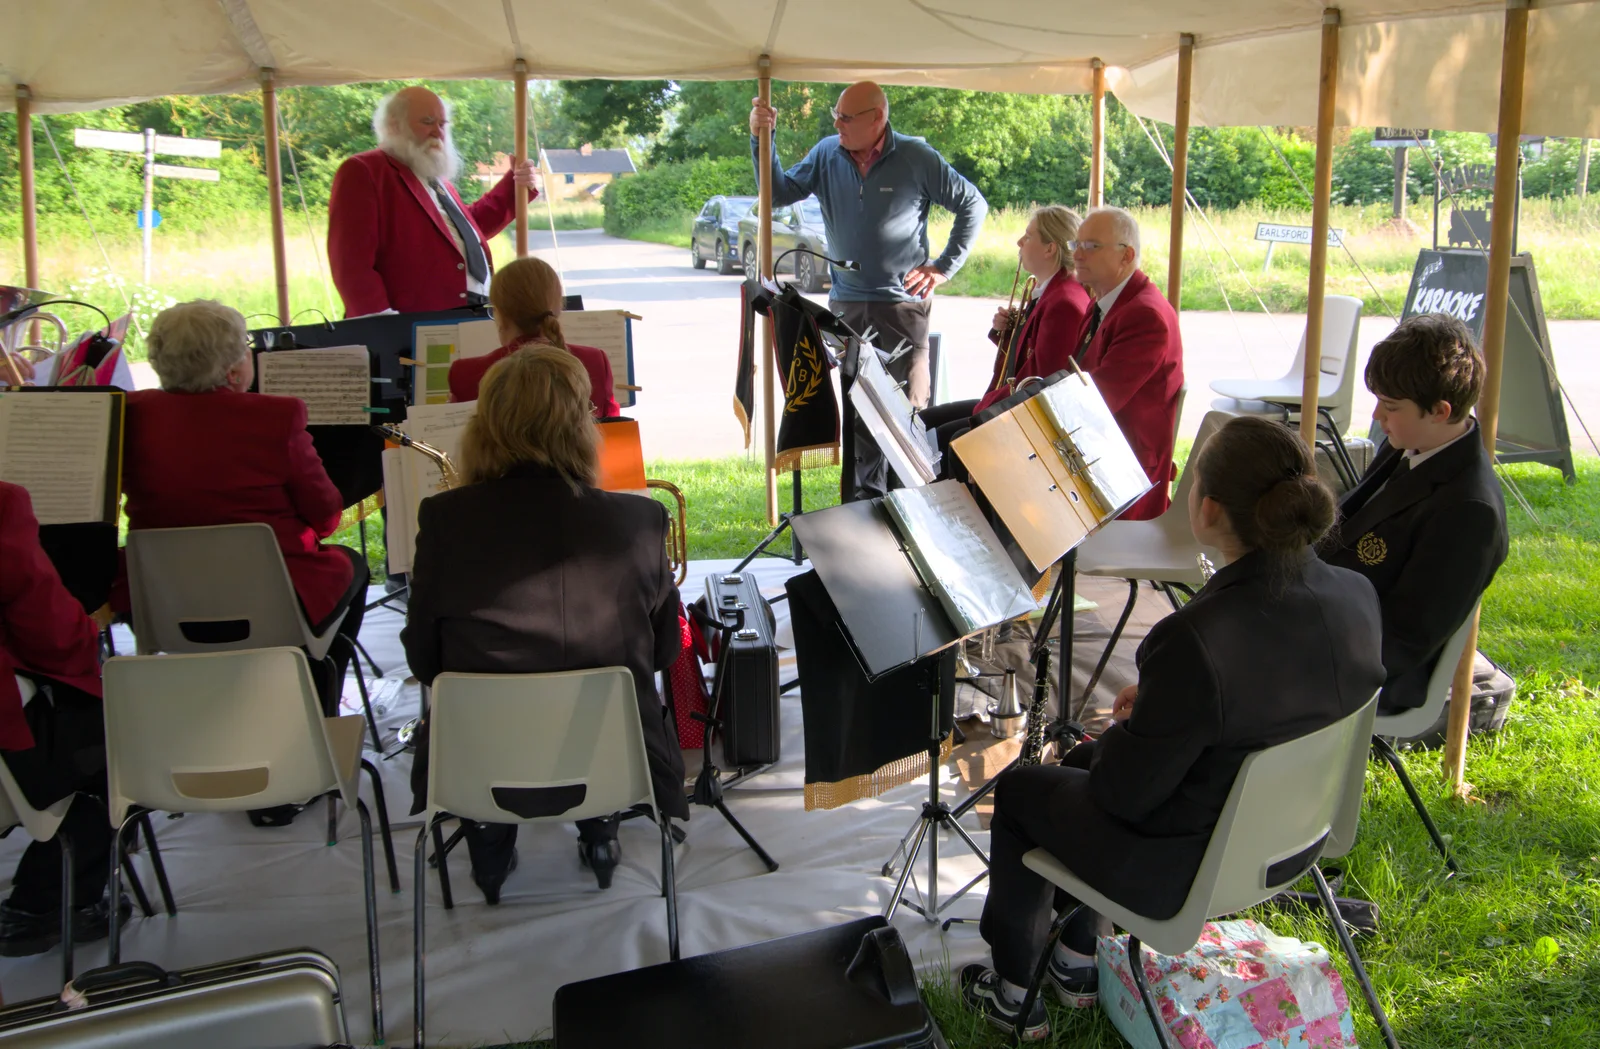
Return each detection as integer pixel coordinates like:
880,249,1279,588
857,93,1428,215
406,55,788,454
403,347,684,901
447,255,619,417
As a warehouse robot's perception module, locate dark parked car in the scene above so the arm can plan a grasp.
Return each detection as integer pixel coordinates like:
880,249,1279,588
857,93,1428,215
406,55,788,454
690,195,755,275
737,197,831,292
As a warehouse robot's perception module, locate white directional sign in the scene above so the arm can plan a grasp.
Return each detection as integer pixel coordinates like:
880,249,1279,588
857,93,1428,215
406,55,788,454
1255,223,1345,246
73,128,222,158
151,163,220,182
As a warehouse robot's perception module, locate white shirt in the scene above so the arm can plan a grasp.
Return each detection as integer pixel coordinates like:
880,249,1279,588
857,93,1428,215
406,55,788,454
1091,271,1136,318
1404,419,1476,469
423,182,489,298
1031,271,1055,300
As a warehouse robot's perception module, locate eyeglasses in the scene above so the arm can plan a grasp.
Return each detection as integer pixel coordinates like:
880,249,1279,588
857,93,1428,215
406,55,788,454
831,105,880,125
1068,240,1130,253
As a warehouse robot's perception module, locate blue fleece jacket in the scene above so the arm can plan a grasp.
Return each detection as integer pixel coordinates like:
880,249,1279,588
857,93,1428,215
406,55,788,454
752,126,987,302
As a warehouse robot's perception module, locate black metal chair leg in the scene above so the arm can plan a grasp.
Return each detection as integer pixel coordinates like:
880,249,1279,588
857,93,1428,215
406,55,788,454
336,636,383,752
326,794,339,847
107,818,138,964
414,822,431,1049
1311,865,1401,1049
356,799,383,1045
1128,935,1175,1049
361,758,401,892
1015,905,1079,1043
1076,578,1139,721
433,820,454,910
660,818,680,961
58,833,74,986
121,855,155,919
1372,736,1460,873
139,814,176,916
353,637,383,679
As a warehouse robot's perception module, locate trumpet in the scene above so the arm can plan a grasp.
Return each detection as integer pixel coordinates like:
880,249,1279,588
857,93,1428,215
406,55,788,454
373,424,459,490
986,259,1037,396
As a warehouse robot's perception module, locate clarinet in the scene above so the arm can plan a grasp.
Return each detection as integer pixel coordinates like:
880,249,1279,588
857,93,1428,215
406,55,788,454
1018,647,1053,766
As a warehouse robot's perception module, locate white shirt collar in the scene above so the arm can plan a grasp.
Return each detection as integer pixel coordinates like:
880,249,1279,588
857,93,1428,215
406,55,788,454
1092,271,1136,317
1031,271,1054,299
1404,418,1476,469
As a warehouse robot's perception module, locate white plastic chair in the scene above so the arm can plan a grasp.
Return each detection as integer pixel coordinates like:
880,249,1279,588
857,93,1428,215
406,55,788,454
0,743,76,986
414,667,679,1049
1070,411,1228,718
101,648,397,1042
124,523,381,751
1016,695,1398,1049
1366,607,1479,875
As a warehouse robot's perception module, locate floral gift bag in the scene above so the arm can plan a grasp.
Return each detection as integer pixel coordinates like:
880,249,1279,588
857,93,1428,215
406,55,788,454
1098,919,1357,1049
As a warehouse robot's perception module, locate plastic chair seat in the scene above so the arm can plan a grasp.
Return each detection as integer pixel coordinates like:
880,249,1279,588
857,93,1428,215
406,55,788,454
1210,373,1342,406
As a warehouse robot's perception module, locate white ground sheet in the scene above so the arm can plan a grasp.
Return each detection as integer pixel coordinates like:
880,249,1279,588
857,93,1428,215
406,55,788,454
0,556,1172,1046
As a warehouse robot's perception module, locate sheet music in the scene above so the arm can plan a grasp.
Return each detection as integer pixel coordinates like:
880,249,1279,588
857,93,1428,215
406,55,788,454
1035,374,1152,518
256,346,370,424
558,310,635,407
883,481,1036,634
412,324,459,406
849,348,938,486
0,392,112,524
383,401,476,574
457,319,499,360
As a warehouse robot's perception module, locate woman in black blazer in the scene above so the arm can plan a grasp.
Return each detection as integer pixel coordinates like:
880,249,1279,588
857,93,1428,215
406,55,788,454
962,416,1387,1040
402,346,686,903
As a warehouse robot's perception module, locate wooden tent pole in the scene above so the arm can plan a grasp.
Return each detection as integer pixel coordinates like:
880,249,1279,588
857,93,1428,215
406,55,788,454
1089,59,1105,208
260,69,290,325
16,86,38,298
514,59,529,258
1301,9,1341,446
1165,34,1193,312
758,55,778,525
1444,0,1529,795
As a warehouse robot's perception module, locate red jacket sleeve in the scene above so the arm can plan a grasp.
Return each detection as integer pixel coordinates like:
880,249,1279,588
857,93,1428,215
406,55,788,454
281,400,345,535
327,157,393,317
1091,304,1178,416
467,167,533,242
1027,285,1090,379
0,483,101,697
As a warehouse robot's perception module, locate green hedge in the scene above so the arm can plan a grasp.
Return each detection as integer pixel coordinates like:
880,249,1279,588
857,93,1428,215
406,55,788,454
603,156,755,235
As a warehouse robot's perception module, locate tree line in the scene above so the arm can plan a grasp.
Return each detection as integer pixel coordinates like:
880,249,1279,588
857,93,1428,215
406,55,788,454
0,78,1589,244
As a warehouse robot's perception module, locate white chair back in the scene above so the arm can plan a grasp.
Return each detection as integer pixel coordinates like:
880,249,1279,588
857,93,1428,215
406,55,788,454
1149,696,1378,955
102,648,347,825
425,668,655,826
1372,605,1479,741
0,749,71,844
125,523,337,660
1315,295,1364,430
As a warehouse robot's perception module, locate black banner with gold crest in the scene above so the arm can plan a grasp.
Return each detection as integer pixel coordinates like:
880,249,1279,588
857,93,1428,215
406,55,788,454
770,286,840,472
733,278,760,449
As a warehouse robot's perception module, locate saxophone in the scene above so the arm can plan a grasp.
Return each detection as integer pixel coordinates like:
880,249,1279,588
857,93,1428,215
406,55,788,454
1018,647,1053,766
373,424,459,490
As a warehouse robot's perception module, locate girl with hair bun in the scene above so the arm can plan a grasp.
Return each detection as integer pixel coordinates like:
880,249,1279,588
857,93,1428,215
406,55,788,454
446,255,620,418
961,416,1387,1040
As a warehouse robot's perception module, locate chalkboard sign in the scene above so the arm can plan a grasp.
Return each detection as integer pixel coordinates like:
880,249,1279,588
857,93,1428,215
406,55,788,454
1401,249,1573,482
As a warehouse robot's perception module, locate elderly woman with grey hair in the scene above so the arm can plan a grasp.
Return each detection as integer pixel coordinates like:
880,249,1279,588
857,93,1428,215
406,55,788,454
111,300,367,824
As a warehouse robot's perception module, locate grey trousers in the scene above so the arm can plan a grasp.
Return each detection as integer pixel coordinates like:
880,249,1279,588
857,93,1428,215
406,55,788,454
833,298,933,502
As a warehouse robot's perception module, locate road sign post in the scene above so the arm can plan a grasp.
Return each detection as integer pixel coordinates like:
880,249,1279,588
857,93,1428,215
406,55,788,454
72,127,222,283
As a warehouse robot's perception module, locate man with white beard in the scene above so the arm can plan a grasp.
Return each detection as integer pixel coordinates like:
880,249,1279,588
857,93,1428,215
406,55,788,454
328,86,540,317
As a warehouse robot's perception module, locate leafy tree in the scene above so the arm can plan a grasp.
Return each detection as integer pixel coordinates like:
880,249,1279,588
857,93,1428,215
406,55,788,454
558,79,673,142
1523,138,1594,198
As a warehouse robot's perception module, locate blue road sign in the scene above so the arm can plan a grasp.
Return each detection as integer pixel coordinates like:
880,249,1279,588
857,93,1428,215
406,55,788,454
137,209,162,229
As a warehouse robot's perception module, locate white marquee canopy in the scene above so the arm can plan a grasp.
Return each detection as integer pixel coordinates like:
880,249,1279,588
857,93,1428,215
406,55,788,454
1,0,1595,136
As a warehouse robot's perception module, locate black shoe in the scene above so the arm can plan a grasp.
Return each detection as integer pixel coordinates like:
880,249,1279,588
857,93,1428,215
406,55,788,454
0,895,132,957
247,804,305,828
471,848,518,906
1046,950,1099,1008
578,838,622,890
959,963,1049,1041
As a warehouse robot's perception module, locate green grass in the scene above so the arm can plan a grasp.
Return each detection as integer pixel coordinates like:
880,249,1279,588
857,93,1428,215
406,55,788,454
618,197,1600,319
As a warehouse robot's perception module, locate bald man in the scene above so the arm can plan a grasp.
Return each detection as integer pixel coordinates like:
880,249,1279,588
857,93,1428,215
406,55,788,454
328,86,540,317
752,82,987,500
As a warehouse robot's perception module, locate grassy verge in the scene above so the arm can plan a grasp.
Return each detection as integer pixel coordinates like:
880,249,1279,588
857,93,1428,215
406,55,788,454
614,197,1600,318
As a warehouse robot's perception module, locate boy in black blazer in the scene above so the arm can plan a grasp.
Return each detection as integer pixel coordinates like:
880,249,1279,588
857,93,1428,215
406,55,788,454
1318,313,1509,713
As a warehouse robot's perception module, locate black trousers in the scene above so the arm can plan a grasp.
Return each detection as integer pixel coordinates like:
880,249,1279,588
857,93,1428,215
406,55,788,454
462,815,619,883
834,299,933,502
0,679,111,914
918,398,978,482
308,545,369,717
978,753,1109,985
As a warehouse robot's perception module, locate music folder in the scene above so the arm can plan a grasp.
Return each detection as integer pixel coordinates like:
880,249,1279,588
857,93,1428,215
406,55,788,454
791,480,1036,680
951,368,1151,573
848,346,938,488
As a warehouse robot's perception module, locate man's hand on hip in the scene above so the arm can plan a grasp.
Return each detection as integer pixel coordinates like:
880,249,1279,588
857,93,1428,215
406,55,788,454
903,265,948,299
750,98,778,136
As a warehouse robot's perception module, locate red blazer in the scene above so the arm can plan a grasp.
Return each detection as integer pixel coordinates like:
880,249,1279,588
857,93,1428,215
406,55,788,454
976,271,1092,414
447,339,622,419
113,390,353,627
327,149,531,317
0,482,102,751
1076,269,1185,521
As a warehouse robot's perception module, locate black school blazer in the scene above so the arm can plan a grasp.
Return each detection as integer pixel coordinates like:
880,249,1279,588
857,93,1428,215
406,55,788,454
1319,425,1508,711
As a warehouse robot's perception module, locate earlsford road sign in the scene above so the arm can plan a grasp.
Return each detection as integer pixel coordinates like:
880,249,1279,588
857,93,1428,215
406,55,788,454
72,128,222,158
1255,223,1345,246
